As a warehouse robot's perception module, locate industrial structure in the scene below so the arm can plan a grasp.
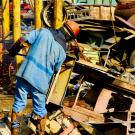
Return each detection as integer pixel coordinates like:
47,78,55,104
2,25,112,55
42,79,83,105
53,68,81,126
0,0,135,135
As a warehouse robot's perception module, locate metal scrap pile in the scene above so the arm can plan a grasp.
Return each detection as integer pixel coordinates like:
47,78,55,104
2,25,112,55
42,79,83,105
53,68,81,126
73,18,135,85
0,108,103,135
0,1,135,135
63,2,135,85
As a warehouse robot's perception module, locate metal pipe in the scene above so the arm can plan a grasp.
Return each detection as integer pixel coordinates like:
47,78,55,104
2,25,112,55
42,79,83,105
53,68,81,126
2,0,10,42
34,0,42,28
13,0,22,64
54,0,63,29
13,0,21,42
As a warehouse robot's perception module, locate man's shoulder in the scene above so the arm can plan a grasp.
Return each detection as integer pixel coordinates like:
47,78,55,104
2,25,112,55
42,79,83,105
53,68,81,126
37,28,53,36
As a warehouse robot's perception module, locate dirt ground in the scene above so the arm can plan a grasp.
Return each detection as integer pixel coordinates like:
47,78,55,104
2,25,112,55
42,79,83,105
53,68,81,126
0,94,33,116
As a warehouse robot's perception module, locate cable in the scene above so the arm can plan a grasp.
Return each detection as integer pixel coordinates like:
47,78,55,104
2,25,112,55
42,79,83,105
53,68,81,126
109,0,118,44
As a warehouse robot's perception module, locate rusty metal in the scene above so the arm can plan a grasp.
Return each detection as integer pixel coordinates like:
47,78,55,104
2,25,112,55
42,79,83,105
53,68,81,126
115,15,135,30
65,4,115,21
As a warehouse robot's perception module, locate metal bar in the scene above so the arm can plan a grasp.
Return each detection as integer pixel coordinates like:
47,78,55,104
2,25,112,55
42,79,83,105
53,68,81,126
13,0,22,64
2,0,10,43
34,0,42,29
46,69,61,104
72,84,83,108
13,0,21,42
54,0,63,29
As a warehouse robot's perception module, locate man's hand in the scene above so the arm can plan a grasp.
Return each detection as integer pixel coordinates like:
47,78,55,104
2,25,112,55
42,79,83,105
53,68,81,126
8,38,26,57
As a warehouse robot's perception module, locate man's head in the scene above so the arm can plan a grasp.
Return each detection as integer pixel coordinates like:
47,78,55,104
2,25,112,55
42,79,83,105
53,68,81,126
63,20,80,41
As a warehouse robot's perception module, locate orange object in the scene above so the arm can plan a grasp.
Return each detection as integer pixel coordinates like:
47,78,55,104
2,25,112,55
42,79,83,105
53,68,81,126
9,2,13,11
19,37,29,48
64,20,80,38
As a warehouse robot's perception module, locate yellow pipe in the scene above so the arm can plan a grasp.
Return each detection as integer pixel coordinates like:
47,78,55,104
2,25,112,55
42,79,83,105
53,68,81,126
13,0,22,64
54,0,63,29
34,0,42,28
13,0,21,42
71,0,74,3
2,0,10,40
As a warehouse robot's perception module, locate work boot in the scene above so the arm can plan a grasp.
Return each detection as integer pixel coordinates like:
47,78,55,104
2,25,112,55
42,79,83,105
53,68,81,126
36,115,47,135
11,111,20,135
28,113,47,135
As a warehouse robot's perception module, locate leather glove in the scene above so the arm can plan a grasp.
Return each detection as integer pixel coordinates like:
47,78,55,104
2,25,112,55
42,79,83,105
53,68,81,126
8,39,25,57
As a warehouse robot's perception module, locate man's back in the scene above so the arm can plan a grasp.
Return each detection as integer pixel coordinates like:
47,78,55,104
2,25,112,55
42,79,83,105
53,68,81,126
16,28,66,94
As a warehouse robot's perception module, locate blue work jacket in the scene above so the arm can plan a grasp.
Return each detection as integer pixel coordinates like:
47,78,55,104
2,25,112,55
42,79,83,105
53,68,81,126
16,28,66,94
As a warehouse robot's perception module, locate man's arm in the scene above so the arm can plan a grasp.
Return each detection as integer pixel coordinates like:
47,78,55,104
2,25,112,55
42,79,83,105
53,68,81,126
8,29,40,57
54,53,66,73
8,37,30,57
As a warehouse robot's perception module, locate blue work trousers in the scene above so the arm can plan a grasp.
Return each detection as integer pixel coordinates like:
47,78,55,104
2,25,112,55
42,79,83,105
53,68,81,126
12,77,47,118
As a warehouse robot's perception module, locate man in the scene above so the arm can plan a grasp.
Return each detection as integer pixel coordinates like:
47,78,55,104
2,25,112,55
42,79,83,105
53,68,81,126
9,20,80,135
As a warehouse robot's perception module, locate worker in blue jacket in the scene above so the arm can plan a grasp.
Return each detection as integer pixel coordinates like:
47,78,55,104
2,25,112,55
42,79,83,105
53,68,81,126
9,20,80,135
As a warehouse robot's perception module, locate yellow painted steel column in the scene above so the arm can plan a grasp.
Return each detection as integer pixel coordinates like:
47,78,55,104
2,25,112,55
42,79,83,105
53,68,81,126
71,0,74,3
54,0,63,29
13,0,21,42
34,0,42,28
2,0,10,40
13,0,21,64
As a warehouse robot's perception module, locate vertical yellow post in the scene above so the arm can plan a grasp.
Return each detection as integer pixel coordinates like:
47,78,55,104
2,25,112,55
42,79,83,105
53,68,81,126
2,0,10,40
13,0,21,64
34,0,42,29
54,0,63,29
13,0,21,42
